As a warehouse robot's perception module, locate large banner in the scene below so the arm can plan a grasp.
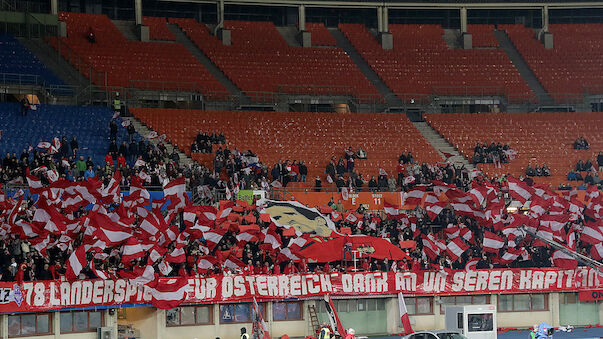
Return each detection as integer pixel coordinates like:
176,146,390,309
0,267,600,313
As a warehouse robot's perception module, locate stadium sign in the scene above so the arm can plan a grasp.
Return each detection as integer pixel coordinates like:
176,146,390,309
0,267,600,313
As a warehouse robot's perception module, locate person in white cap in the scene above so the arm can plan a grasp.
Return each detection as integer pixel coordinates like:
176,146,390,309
345,328,356,339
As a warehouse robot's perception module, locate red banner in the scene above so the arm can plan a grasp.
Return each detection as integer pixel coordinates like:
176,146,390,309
578,290,603,301
0,267,600,313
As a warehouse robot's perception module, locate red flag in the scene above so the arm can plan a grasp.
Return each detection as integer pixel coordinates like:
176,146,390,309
552,249,577,269
446,238,469,261
146,277,189,309
402,186,427,206
482,231,505,253
398,292,414,335
66,246,86,281
507,177,533,203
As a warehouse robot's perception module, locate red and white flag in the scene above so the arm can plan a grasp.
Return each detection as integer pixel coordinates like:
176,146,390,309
402,186,427,206
482,231,505,253
146,277,190,309
446,238,470,261
121,238,145,263
507,177,533,203
203,229,227,250
552,249,577,269
66,246,86,281
398,292,414,335
500,247,524,265
425,201,447,221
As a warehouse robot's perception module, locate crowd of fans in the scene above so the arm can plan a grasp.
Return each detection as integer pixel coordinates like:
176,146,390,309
471,142,512,166
574,137,590,150
526,163,551,177
191,131,226,153
0,172,598,283
0,120,601,283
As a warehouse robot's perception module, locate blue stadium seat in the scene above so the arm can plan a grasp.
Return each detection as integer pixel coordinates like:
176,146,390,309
0,35,65,87
0,103,140,167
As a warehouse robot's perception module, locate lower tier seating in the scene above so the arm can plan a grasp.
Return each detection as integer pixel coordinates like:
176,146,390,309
131,108,442,181
426,112,603,187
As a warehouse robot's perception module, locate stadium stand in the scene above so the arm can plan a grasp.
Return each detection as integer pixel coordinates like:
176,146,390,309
425,112,603,187
467,24,499,48
502,24,603,103
47,12,226,95
0,102,133,167
169,18,380,102
142,16,177,41
0,35,64,86
130,108,442,181
305,22,337,46
338,24,534,102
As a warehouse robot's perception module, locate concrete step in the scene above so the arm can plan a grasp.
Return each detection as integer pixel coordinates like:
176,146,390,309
276,26,301,47
328,28,404,108
412,121,475,170
494,30,554,106
113,20,138,41
167,23,247,102
19,38,90,89
125,117,194,166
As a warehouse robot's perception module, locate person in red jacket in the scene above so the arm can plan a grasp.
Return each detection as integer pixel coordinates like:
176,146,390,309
284,262,297,274
272,262,281,274
117,154,127,168
15,262,26,285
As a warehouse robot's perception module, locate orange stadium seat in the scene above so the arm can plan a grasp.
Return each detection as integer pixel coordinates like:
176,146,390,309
143,16,177,41
305,22,337,46
338,23,534,103
169,18,380,103
131,108,442,182
47,12,225,95
425,112,603,187
502,24,603,104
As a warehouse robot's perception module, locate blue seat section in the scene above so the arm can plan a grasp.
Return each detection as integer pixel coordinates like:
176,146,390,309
0,103,141,167
0,35,65,87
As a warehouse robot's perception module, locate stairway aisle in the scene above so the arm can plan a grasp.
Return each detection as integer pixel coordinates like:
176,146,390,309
167,23,247,102
494,30,554,106
412,121,475,170
19,38,91,89
328,28,404,108
125,116,194,167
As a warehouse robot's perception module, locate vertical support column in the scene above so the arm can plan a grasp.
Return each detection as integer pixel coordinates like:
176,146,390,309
377,6,384,33
298,5,305,32
460,7,472,49
542,5,549,32
50,0,58,15
216,0,231,45
134,0,142,26
378,6,392,50
297,5,311,47
382,6,389,33
460,7,468,34
540,5,553,49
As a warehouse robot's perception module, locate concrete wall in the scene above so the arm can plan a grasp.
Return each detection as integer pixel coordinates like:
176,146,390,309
4,292,601,339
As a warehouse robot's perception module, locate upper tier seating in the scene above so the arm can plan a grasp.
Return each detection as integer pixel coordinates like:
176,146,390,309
131,108,442,180
0,103,135,166
339,24,534,103
426,112,603,187
0,35,64,87
306,22,337,46
502,24,603,103
48,12,225,96
143,16,177,41
169,18,379,102
467,24,499,48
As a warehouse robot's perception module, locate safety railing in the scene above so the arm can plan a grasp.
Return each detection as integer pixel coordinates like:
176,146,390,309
433,85,506,97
